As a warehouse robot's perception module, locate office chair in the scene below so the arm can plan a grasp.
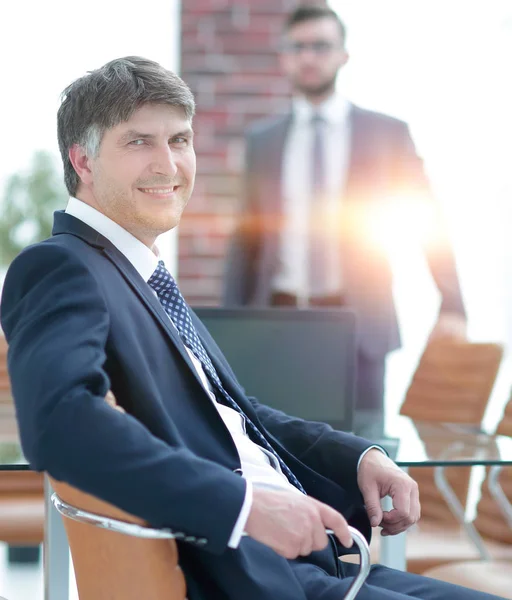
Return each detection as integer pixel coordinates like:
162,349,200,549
50,477,371,600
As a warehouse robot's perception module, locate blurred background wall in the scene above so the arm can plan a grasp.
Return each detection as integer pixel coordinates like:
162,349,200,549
179,0,296,305
178,0,512,419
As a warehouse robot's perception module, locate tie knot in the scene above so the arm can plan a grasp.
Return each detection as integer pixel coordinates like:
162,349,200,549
311,112,325,127
147,260,177,295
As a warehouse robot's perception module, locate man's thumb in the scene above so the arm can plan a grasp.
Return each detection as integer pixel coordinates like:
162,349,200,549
363,487,383,527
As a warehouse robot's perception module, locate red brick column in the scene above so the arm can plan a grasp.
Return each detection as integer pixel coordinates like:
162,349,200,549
178,0,300,305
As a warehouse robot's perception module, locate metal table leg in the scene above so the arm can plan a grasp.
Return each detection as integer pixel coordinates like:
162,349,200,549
44,476,69,600
434,463,490,559
488,465,512,529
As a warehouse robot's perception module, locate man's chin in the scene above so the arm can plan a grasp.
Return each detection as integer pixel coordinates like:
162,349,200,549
149,211,184,236
296,80,336,99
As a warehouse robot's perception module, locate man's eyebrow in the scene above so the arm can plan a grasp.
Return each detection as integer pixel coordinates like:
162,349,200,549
174,127,194,137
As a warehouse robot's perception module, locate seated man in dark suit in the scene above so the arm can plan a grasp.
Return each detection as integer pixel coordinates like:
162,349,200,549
0,57,503,600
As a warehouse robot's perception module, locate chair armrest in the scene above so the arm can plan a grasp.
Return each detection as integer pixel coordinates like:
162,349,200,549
52,491,205,545
341,527,371,600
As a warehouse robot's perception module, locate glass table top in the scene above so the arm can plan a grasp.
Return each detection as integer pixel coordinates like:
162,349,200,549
355,413,512,467
1,413,512,471
0,439,28,470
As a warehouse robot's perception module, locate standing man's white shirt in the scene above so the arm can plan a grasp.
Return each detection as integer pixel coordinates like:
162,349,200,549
274,93,351,302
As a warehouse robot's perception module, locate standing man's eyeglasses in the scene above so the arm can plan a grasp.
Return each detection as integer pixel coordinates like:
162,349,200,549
282,41,341,55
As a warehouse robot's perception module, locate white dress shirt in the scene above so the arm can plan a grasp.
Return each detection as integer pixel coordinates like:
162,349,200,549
65,197,304,548
273,92,351,303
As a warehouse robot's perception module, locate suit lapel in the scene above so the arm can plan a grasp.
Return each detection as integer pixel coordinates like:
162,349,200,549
101,246,208,389
344,104,366,200
51,212,207,391
103,247,264,417
261,114,292,214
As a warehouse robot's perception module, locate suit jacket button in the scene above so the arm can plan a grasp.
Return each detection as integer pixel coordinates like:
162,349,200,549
233,468,243,476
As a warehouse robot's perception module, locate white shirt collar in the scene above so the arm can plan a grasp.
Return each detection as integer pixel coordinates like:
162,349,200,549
292,92,351,126
65,197,160,282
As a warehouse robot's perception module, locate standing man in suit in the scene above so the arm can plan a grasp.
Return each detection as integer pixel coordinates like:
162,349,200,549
1,57,500,600
223,5,467,422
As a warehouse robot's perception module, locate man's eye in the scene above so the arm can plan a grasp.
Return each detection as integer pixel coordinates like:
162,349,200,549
172,137,188,145
129,139,145,146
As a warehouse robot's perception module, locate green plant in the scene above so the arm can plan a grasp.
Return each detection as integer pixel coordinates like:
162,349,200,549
0,151,67,266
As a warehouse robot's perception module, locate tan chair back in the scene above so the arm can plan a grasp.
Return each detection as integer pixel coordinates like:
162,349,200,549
401,341,503,523
400,341,503,424
496,391,512,437
473,468,512,545
49,477,187,600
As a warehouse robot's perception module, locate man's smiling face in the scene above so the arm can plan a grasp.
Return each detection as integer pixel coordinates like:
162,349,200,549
72,102,196,247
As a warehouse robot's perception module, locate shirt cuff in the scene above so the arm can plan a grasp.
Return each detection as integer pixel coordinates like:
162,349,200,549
227,479,253,549
357,445,387,471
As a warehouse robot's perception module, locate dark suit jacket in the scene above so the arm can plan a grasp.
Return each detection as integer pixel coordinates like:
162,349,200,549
223,104,466,359
1,211,374,600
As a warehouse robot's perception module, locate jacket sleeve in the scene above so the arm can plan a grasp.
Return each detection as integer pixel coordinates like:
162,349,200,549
0,243,246,555
395,123,466,317
247,396,373,496
222,131,260,306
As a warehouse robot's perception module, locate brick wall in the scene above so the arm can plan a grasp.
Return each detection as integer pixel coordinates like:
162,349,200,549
179,0,305,305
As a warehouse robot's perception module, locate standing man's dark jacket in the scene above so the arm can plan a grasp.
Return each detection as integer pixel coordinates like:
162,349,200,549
223,104,465,360
1,211,374,600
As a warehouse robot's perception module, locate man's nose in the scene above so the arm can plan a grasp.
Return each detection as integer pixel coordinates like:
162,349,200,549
151,145,178,177
299,47,318,59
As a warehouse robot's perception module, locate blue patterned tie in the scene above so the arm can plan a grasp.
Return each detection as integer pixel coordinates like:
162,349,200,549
148,260,306,494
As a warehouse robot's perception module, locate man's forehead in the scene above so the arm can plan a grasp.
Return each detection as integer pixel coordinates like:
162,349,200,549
288,18,341,39
116,104,191,133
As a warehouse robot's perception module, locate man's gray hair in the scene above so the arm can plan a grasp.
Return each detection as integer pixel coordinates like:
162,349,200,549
57,56,196,195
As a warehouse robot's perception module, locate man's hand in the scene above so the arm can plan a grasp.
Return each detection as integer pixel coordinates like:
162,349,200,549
428,312,467,343
357,449,420,536
245,488,353,559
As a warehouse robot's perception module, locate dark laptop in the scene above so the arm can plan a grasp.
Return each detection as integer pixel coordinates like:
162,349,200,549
192,307,356,432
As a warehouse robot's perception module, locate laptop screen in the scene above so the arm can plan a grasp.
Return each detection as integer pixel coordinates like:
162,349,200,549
193,308,356,432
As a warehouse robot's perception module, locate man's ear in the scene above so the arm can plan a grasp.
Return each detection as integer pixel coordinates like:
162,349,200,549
339,49,350,70
69,144,94,186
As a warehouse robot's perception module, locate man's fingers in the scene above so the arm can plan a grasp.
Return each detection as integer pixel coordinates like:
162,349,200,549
318,503,352,548
380,489,420,536
311,522,330,552
362,484,383,527
381,520,412,536
411,482,421,522
390,482,411,518
299,535,314,557
380,509,406,525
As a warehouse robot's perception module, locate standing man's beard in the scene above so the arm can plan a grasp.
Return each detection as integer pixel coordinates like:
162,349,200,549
296,74,337,99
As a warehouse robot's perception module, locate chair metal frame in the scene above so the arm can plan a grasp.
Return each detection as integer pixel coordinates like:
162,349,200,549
427,425,507,561
433,440,492,560
488,465,512,530
52,492,371,600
